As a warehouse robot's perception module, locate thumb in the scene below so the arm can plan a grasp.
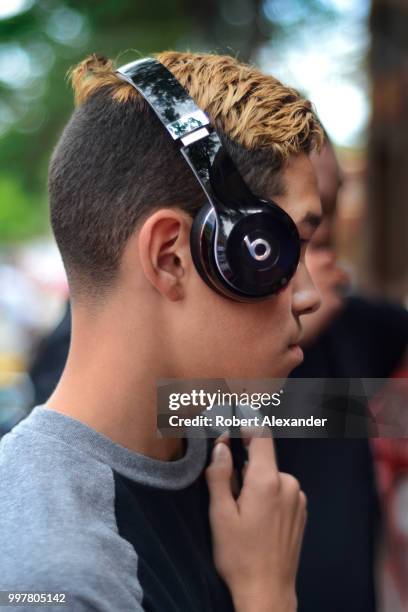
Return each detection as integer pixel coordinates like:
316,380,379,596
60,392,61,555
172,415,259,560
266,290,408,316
206,442,236,514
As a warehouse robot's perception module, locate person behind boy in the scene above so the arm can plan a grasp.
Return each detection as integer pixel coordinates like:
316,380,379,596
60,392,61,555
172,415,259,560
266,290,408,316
277,138,408,612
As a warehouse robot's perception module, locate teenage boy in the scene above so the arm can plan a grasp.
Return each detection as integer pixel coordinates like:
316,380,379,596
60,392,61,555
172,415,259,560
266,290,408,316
0,51,323,611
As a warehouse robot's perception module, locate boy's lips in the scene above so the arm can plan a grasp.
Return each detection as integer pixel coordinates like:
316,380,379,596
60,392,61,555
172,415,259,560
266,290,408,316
287,343,304,363
289,329,303,347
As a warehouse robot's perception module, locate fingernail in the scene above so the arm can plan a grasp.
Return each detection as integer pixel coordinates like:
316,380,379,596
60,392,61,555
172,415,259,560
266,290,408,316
212,442,228,465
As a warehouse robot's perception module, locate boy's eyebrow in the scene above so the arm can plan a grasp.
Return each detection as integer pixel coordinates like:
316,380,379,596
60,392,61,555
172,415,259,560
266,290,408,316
298,211,322,231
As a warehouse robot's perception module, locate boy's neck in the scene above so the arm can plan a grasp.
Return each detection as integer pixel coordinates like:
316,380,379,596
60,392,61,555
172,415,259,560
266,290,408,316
46,309,184,462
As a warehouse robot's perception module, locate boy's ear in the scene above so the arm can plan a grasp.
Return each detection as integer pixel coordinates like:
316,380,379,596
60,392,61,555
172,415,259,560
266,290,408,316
137,209,192,301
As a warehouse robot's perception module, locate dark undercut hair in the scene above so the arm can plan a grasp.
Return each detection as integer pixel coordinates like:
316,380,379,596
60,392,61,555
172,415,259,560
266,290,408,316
49,52,323,300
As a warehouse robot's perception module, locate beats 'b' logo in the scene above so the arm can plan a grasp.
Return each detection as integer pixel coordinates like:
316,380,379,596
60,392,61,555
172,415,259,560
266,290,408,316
244,235,271,262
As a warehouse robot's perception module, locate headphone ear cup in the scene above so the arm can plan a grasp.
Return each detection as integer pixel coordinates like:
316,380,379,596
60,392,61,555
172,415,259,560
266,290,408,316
190,202,218,293
190,199,300,301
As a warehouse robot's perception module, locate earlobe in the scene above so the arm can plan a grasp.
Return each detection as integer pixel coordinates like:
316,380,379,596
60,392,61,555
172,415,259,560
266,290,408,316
138,210,191,302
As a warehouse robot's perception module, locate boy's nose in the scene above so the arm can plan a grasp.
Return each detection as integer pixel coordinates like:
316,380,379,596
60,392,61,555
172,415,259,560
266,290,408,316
292,262,321,317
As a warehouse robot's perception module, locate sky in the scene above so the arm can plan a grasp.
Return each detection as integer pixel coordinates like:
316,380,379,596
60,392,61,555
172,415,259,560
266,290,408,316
0,0,34,20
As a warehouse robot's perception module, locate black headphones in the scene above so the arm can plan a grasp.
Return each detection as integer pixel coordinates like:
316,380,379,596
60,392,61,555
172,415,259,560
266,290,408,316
116,58,300,302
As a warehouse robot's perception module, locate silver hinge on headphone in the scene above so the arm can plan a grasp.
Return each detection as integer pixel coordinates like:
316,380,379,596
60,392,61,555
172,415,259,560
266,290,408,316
166,109,210,146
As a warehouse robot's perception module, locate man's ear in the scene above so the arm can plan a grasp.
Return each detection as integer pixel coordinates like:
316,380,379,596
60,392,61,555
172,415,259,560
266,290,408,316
137,209,192,301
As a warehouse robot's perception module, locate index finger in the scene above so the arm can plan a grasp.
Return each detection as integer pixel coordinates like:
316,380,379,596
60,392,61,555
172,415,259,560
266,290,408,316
244,428,278,478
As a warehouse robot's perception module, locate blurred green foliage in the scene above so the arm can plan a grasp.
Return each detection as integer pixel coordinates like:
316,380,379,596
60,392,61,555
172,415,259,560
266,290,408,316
0,174,46,239
0,0,337,243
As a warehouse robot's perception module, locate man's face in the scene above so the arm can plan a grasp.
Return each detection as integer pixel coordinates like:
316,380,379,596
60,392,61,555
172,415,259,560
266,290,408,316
175,153,322,379
309,142,342,249
299,143,350,346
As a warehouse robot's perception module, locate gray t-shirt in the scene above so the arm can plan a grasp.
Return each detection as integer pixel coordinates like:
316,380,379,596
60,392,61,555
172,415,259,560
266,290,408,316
0,406,232,611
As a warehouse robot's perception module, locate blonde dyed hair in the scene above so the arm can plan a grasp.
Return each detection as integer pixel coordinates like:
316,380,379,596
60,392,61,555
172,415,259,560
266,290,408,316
69,51,323,158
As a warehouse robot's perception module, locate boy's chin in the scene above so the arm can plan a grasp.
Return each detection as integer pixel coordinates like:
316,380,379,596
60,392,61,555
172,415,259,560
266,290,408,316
214,363,292,380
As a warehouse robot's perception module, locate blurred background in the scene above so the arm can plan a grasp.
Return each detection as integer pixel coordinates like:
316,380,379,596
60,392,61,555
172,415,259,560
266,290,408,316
1,0,407,384
0,1,407,609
